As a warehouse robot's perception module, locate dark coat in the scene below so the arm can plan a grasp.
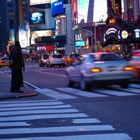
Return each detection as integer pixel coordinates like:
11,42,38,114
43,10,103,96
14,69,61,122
9,42,25,91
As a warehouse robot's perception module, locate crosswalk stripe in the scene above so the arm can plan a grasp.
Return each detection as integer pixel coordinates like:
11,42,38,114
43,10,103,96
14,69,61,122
72,118,101,124
0,105,72,111
0,99,58,104
94,89,138,96
0,101,64,108
0,109,79,116
57,87,108,97
0,113,88,121
0,133,132,140
35,88,76,99
0,125,114,134
0,100,133,140
0,122,30,127
111,87,140,94
129,84,140,89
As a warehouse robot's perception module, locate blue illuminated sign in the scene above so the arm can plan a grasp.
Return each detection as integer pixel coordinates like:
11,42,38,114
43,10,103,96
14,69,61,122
51,0,64,16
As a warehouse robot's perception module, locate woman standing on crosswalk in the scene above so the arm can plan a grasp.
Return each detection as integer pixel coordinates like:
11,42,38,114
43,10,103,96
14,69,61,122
9,41,25,93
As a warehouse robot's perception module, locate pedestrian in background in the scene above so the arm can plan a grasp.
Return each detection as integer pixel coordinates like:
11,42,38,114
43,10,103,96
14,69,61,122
9,41,25,93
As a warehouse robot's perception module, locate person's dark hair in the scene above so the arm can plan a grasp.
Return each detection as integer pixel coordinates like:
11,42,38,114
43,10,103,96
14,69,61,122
14,41,21,51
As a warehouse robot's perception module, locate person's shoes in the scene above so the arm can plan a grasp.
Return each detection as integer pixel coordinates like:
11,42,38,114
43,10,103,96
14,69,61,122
10,89,17,93
17,90,24,93
10,89,24,93
10,90,17,93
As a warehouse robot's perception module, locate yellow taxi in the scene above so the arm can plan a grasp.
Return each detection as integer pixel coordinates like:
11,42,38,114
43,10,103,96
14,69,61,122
0,55,10,68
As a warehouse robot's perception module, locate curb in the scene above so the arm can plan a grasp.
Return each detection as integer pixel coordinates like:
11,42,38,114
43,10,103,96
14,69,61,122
15,92,38,98
0,92,38,100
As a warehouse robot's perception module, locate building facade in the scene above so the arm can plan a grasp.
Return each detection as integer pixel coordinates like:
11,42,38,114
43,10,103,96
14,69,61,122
103,0,140,53
0,0,29,54
0,0,16,54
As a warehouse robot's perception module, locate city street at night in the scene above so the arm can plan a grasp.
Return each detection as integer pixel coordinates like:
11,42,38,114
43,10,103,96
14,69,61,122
0,0,140,140
0,63,140,140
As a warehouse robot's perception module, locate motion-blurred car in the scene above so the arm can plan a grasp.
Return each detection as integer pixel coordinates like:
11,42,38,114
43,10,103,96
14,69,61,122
39,54,49,67
48,54,66,67
0,55,10,68
66,53,80,66
129,50,140,79
66,52,133,90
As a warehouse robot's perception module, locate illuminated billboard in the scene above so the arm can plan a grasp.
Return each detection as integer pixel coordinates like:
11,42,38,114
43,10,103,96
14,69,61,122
51,0,65,16
76,0,107,23
108,0,122,18
19,22,30,48
29,11,45,25
30,0,51,5
71,0,78,25
31,30,52,44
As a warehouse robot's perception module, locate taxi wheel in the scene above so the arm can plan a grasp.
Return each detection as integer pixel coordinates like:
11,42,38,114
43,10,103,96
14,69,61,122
67,77,74,87
80,77,90,91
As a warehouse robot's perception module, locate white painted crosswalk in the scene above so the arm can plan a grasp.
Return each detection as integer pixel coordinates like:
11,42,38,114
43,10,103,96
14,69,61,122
35,84,140,100
0,100,133,140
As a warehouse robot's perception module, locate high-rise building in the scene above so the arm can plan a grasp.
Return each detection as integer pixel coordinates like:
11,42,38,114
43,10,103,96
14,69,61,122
0,0,29,53
87,0,94,22
0,0,16,53
123,0,140,22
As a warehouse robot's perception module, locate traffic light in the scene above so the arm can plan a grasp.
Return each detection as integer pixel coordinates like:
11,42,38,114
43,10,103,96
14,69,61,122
53,35,56,39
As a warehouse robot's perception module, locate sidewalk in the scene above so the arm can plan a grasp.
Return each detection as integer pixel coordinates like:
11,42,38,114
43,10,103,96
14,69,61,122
0,72,38,100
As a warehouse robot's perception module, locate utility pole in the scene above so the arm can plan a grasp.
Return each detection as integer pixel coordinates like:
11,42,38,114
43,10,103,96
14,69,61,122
79,24,96,52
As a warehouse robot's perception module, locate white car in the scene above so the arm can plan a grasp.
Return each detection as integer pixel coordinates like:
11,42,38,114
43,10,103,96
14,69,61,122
66,52,133,90
48,54,66,67
129,50,140,79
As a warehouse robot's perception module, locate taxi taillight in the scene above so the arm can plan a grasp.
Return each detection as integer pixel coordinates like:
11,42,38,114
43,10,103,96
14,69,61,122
123,66,133,71
89,67,102,73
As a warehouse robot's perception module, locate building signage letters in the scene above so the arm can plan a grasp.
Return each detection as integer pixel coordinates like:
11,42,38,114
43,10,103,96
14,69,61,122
134,29,140,38
54,47,65,50
109,18,116,24
75,34,82,41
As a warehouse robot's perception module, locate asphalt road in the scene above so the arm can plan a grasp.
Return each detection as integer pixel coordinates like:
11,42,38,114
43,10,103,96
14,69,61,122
0,63,140,139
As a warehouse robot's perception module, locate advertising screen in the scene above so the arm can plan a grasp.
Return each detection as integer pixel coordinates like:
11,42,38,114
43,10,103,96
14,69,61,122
30,0,51,5
108,0,122,17
71,0,78,25
51,0,65,16
19,22,30,48
29,11,45,25
76,0,107,23
31,30,52,44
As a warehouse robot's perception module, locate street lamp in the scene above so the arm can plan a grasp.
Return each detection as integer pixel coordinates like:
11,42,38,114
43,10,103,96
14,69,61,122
79,24,97,52
80,28,96,44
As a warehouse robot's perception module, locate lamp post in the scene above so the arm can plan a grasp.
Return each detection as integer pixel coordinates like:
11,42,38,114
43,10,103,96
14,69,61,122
79,25,96,52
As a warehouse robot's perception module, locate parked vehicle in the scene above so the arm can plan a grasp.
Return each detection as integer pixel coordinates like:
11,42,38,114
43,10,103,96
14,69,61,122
66,52,133,90
39,54,49,67
0,55,10,68
48,54,66,67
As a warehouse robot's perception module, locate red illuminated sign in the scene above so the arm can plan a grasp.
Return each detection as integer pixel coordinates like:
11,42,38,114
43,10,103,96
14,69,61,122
37,45,54,51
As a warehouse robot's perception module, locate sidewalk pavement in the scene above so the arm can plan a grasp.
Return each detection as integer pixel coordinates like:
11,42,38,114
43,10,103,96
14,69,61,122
0,72,38,100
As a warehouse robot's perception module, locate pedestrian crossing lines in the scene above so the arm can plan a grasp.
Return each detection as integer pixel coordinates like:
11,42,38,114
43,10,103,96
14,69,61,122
35,84,140,100
0,100,132,140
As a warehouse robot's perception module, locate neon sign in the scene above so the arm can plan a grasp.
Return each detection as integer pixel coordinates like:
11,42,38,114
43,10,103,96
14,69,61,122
134,29,140,38
121,30,128,39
